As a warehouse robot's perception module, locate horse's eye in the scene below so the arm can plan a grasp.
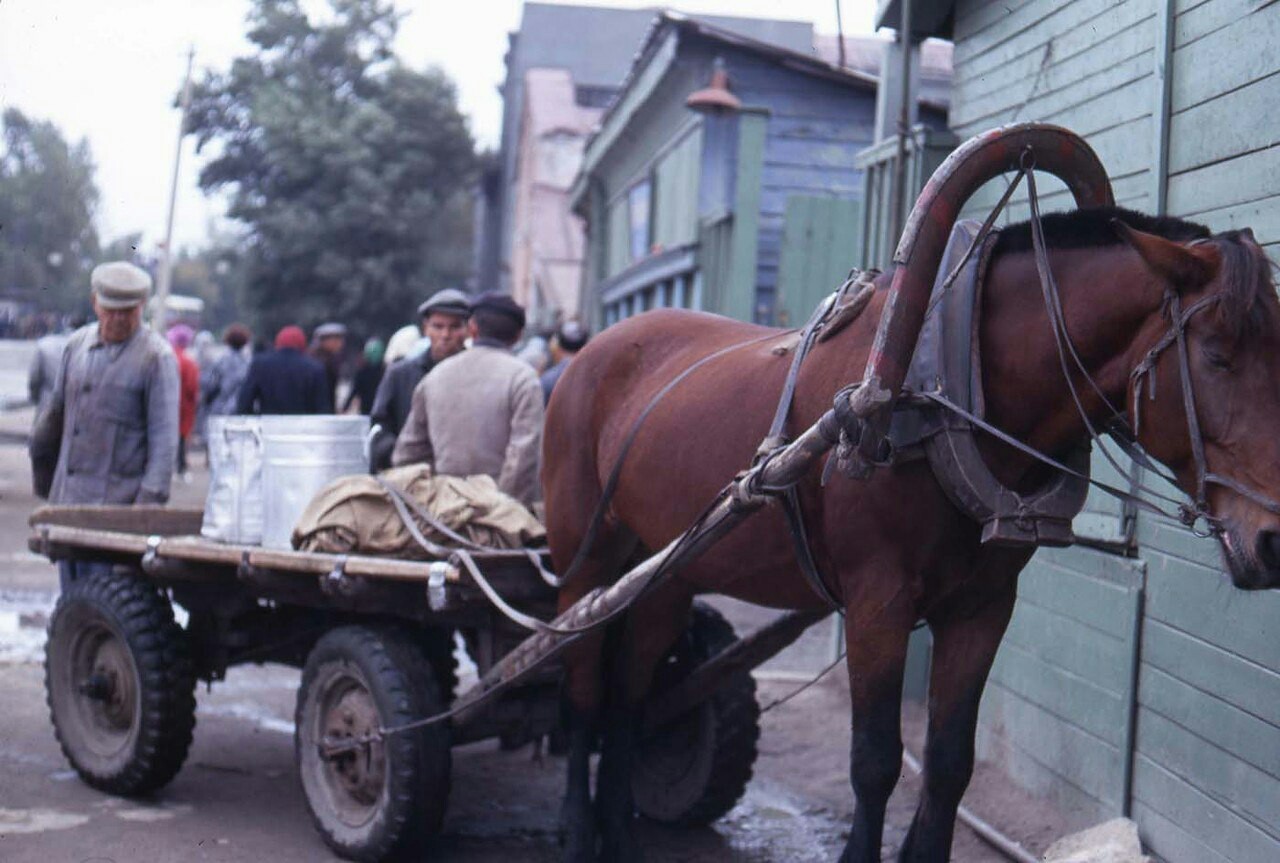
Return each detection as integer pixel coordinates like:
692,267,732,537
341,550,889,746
1204,349,1233,371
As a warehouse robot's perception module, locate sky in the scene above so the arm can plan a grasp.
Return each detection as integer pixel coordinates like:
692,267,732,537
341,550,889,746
0,1,879,251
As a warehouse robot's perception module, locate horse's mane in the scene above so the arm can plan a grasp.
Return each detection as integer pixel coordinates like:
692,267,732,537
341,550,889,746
994,206,1273,339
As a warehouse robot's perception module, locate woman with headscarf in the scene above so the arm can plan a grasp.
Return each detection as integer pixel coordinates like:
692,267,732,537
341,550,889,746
201,324,253,417
167,324,200,478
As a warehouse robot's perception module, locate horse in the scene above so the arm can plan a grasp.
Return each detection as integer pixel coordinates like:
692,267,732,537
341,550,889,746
541,204,1280,862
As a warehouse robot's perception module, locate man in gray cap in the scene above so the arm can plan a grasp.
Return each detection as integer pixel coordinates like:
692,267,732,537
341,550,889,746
393,291,543,507
311,321,347,410
368,288,470,470
29,261,180,589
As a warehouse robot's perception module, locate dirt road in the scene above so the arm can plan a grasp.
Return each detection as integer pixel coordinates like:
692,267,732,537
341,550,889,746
0,404,1066,861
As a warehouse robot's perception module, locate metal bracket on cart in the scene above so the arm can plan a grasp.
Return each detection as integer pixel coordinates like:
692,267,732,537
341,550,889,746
319,556,365,599
140,534,163,574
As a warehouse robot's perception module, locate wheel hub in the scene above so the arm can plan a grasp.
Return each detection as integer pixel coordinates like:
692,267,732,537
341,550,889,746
321,683,385,806
72,626,137,735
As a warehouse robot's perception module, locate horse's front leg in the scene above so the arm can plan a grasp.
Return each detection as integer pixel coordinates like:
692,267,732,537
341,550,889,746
840,588,916,863
898,571,1020,862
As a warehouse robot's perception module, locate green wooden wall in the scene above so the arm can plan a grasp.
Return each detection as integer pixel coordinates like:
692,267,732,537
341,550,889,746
946,1,1280,859
776,195,863,328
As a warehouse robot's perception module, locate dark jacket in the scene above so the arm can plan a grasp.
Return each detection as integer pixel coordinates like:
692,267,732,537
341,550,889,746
368,351,437,470
236,348,332,415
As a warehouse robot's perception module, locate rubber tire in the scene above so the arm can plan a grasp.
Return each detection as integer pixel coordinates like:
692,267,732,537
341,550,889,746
45,569,196,796
632,602,761,826
296,626,451,862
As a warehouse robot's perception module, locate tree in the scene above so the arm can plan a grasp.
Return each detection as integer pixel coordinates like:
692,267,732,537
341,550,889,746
0,109,101,311
187,0,477,337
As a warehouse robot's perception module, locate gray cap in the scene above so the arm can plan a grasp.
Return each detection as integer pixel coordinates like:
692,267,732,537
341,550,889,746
417,288,471,319
91,261,152,309
315,322,347,339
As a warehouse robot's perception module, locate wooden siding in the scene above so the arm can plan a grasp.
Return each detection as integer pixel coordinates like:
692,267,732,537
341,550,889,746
953,4,1280,858
976,546,1144,822
652,127,703,251
728,50,877,323
776,195,863,327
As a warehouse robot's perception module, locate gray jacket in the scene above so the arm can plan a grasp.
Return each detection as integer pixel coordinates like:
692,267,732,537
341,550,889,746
28,332,70,409
201,348,250,416
392,344,544,506
34,323,180,505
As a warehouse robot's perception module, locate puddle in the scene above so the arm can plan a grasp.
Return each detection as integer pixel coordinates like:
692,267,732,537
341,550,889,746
0,591,54,664
0,806,91,834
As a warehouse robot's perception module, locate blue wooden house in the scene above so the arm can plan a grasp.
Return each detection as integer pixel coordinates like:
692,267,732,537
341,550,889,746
569,12,947,330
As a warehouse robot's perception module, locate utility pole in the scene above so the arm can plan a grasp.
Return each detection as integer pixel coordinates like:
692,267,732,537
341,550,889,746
154,46,195,331
835,0,846,68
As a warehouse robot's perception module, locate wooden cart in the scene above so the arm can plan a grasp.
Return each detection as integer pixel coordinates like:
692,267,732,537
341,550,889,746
30,504,821,861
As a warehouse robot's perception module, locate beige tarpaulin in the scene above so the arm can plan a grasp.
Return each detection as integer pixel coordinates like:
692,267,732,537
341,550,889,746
292,464,545,556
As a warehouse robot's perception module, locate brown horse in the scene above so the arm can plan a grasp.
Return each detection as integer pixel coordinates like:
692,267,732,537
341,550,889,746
542,206,1280,862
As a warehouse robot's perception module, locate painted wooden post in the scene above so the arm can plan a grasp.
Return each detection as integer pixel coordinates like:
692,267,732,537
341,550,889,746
724,108,768,322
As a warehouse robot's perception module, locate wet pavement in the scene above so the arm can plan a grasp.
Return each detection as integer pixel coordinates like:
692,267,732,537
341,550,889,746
0,366,1066,860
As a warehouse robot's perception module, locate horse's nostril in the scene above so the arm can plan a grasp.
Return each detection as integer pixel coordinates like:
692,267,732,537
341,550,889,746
1256,531,1280,570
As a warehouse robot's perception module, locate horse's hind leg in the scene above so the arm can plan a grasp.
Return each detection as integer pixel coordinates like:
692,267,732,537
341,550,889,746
557,531,639,862
593,586,695,862
839,585,917,863
897,561,1021,862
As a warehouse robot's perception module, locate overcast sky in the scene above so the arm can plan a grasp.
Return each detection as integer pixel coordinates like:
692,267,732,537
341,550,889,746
0,1,879,251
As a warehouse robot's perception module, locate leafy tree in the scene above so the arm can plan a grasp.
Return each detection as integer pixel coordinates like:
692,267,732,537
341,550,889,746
188,0,477,337
0,109,101,311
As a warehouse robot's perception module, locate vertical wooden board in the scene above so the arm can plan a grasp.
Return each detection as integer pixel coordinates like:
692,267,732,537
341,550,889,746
1132,754,1280,863
1139,666,1280,778
724,112,766,323
1143,620,1280,728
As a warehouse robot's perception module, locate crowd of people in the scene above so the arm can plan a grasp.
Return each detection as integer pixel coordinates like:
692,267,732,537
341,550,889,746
27,258,591,589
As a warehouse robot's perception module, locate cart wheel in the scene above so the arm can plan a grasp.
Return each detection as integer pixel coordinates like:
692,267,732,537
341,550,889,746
632,602,760,826
44,569,196,796
296,626,451,862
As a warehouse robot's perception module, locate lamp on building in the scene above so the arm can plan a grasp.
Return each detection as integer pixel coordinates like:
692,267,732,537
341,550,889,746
685,57,741,114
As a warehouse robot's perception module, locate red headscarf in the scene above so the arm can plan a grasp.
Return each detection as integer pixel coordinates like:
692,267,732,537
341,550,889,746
275,325,306,350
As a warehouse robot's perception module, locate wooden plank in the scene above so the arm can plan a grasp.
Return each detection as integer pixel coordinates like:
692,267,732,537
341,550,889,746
1144,620,1280,728
955,0,1039,47
1130,801,1233,863
1002,601,1131,692
1140,665,1280,778
1175,0,1267,48
724,110,767,323
1142,550,1280,667
989,639,1129,744
978,682,1124,806
1017,556,1137,638
1135,711,1280,840
1168,76,1280,175
1171,4,1280,112
954,0,1145,82
1173,194,1280,246
31,505,205,536
1166,142,1280,218
951,8,1154,127
1133,755,1280,863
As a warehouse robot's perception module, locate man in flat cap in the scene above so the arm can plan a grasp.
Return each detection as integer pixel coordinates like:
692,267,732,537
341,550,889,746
368,288,470,470
311,322,347,410
29,261,180,589
540,319,590,404
393,291,544,506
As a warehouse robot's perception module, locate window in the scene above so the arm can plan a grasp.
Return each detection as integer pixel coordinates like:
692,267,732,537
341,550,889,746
627,179,652,263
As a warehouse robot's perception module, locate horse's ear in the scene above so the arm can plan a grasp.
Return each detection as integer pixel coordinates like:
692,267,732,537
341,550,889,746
1112,219,1218,291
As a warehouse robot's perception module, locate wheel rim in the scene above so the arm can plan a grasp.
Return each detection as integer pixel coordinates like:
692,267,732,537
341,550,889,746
63,617,140,761
634,702,716,815
314,670,387,827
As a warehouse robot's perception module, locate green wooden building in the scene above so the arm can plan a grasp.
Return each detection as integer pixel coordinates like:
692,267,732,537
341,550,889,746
568,12,946,330
874,1,1280,860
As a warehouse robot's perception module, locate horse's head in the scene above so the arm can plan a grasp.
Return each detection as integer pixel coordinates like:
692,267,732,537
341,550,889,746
1117,221,1280,589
